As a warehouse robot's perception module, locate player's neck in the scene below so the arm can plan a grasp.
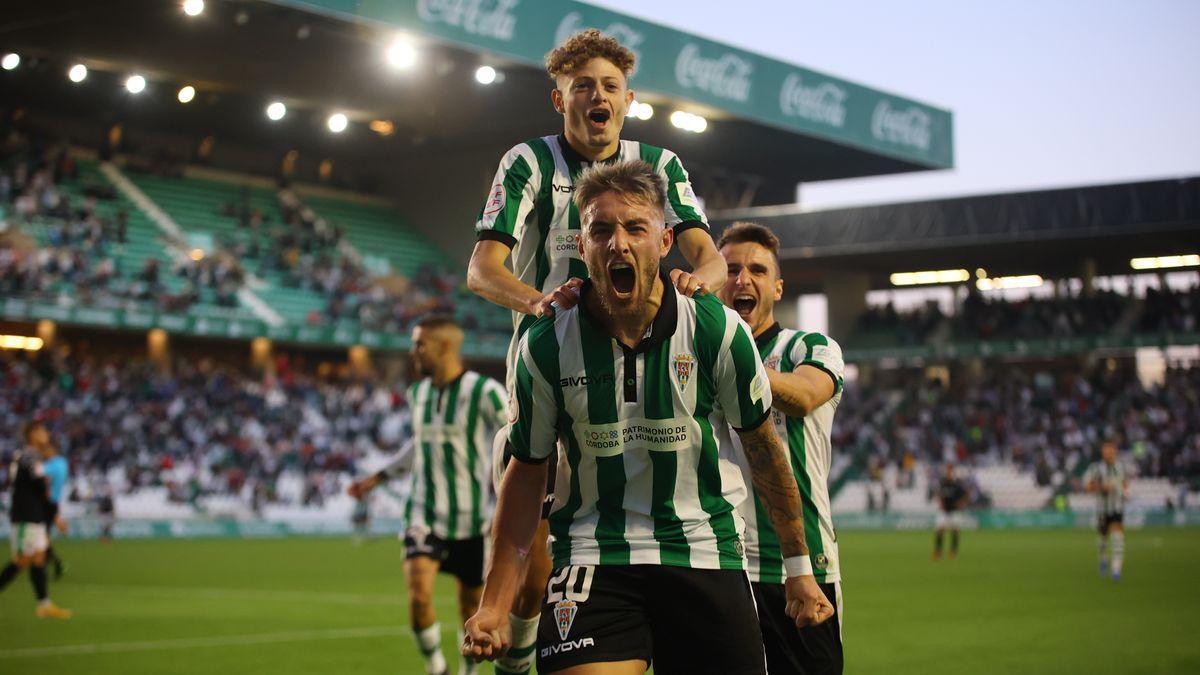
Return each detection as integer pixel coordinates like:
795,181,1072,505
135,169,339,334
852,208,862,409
563,129,619,163
752,313,778,338
431,362,464,388
590,275,663,348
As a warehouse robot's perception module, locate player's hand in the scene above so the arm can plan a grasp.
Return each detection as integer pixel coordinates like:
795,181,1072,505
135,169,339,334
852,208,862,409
462,605,511,662
669,268,707,297
347,478,375,499
784,574,834,628
54,514,68,535
532,277,583,317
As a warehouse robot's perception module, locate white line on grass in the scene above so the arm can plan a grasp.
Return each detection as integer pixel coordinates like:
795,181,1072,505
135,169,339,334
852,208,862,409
0,625,407,658
71,583,405,606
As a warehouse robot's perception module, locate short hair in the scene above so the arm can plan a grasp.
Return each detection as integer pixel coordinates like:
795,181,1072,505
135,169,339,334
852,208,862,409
414,314,459,332
21,420,44,444
574,160,667,221
716,221,781,272
545,29,636,80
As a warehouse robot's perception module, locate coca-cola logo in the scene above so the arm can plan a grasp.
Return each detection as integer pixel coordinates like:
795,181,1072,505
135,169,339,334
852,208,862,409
871,100,931,151
417,0,520,42
674,43,753,102
779,74,847,128
555,12,645,66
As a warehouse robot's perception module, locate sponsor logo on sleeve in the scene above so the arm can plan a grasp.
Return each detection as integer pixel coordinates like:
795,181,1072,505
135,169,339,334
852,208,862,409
483,182,505,217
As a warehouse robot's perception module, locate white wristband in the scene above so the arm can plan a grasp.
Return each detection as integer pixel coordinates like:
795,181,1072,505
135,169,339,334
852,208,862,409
783,555,813,577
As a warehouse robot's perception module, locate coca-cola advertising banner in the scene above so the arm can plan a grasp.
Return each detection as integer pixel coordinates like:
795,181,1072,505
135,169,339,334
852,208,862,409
284,0,953,168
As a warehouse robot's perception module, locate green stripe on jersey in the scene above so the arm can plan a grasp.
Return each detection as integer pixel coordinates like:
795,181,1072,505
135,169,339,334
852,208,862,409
464,377,488,534
528,138,556,292
644,344,691,567
579,311,629,565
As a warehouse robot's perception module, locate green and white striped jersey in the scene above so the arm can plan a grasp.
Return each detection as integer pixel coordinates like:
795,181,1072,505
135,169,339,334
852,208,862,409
405,370,508,540
1085,460,1131,516
508,275,772,570
731,324,845,584
475,134,708,390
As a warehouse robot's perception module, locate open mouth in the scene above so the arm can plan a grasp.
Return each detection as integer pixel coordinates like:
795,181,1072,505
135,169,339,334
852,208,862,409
587,108,611,127
732,294,757,315
609,262,635,295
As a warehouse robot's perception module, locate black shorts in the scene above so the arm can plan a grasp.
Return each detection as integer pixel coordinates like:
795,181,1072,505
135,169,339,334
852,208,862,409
1098,512,1124,534
402,527,485,587
536,564,766,675
752,581,843,675
44,501,59,526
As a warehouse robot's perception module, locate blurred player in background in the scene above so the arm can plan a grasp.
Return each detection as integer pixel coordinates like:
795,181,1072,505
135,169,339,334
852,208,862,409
351,491,371,546
1085,440,1130,581
463,161,831,674
42,437,69,579
95,482,115,544
349,315,507,675
718,221,847,674
933,464,968,560
0,421,72,618
467,28,727,675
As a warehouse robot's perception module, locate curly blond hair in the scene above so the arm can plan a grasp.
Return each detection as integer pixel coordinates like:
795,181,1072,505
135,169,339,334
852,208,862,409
545,28,636,80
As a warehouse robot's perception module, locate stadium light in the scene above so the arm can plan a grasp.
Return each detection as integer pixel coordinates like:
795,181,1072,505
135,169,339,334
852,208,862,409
190,248,205,261
369,120,394,136
976,275,1044,291
68,64,88,83
889,269,970,286
177,85,196,103
475,65,497,85
0,335,43,351
183,0,204,17
1130,254,1199,270
327,112,348,133
1,53,19,71
125,74,147,94
266,101,287,121
629,100,654,121
386,37,417,69
670,110,707,133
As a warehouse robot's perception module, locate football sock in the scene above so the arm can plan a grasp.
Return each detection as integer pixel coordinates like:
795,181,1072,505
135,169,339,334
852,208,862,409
1097,536,1109,567
1111,532,1125,576
495,613,539,675
0,562,18,590
933,530,944,553
950,530,960,554
413,622,447,675
30,564,48,601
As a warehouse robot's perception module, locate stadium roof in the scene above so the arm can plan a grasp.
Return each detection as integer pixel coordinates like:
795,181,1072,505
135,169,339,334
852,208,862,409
3,0,953,207
710,177,1200,292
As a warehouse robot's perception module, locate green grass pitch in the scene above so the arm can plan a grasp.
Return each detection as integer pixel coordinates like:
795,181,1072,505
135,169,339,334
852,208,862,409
1,528,1198,674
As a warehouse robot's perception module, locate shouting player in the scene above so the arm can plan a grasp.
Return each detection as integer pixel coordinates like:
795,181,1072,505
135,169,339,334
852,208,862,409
463,161,832,674
1085,440,1130,581
467,28,726,675
717,221,847,674
349,316,507,675
0,421,72,618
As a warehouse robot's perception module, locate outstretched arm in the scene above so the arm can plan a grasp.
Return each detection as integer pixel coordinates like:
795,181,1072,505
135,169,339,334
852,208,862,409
467,240,582,317
767,365,836,418
671,227,728,296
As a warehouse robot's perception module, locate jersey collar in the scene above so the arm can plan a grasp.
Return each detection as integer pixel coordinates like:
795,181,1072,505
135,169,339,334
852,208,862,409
558,134,621,165
578,268,678,353
754,321,783,353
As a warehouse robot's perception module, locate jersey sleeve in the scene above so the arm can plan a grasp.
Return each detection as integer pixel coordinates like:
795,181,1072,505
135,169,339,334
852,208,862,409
475,143,542,249
481,376,510,429
375,439,414,480
507,329,558,463
648,147,708,235
714,307,773,431
789,332,845,395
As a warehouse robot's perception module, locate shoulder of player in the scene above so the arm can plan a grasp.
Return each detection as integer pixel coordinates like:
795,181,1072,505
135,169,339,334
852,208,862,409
626,140,685,171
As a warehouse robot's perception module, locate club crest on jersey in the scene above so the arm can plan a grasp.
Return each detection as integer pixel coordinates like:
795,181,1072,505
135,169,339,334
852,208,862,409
764,355,782,371
554,599,578,641
673,354,695,388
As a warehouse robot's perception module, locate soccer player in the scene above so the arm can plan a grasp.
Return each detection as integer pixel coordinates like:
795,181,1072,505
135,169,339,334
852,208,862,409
42,438,70,578
467,29,727,675
462,160,832,674
1085,440,1130,581
717,221,846,674
0,421,72,618
932,464,968,561
348,316,507,675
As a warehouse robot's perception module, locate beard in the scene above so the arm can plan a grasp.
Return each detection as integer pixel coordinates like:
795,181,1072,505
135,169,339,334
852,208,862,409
592,256,661,323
